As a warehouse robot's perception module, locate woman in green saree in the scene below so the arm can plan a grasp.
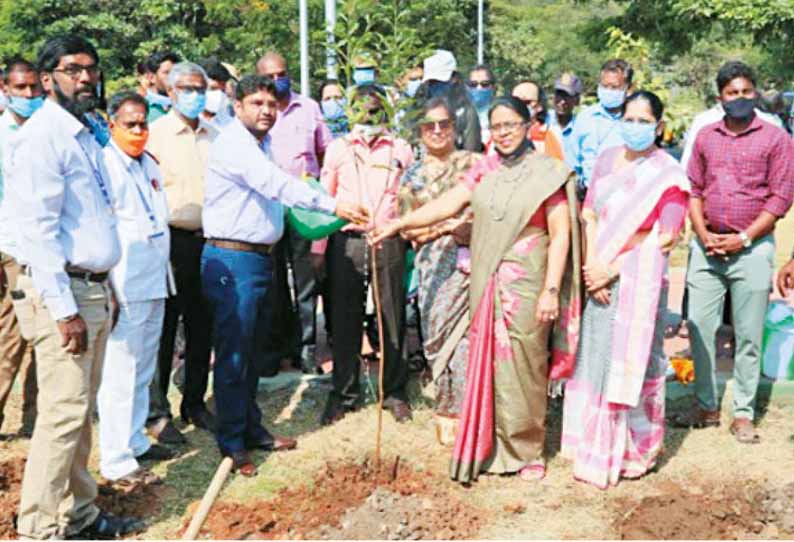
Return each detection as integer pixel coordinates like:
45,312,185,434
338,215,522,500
373,97,581,482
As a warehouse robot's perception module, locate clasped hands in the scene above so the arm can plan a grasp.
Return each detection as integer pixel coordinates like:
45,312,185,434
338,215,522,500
700,231,744,257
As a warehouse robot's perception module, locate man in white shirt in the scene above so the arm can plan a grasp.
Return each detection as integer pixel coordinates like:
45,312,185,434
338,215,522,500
97,92,174,486
0,58,43,438
12,35,143,540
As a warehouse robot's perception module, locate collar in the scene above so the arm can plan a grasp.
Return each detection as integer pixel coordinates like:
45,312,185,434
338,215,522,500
280,91,304,115
229,117,270,149
347,128,395,148
109,139,137,169
164,109,215,136
42,97,86,137
595,103,622,120
714,113,764,137
549,110,575,132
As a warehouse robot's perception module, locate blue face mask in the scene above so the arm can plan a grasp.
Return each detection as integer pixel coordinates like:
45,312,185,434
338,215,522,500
405,80,421,98
83,112,111,147
175,90,206,120
428,80,451,99
468,87,494,111
147,90,171,109
597,86,626,110
353,68,376,86
274,77,291,99
8,95,44,118
620,120,658,152
321,98,346,120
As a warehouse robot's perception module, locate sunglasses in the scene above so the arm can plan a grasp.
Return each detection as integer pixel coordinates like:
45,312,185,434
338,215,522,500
467,80,494,89
419,119,453,132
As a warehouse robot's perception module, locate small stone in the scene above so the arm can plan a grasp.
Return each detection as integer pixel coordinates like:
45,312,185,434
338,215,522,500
751,521,765,534
712,510,727,520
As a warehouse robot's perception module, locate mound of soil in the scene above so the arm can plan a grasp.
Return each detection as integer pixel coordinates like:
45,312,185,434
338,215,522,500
0,457,25,538
614,480,790,540
190,457,482,539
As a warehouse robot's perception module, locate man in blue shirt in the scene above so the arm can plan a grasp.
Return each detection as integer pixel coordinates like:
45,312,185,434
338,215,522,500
570,59,633,198
201,75,367,476
547,72,582,170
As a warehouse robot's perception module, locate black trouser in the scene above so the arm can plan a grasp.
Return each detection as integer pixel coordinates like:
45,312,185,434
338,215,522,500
261,223,322,373
148,228,212,421
329,232,407,407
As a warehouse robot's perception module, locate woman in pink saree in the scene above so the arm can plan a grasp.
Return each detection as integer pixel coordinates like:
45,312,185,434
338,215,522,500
374,97,581,483
561,91,690,489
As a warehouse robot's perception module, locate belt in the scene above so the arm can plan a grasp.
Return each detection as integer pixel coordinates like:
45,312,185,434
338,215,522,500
207,238,274,255
705,226,738,234
65,265,109,283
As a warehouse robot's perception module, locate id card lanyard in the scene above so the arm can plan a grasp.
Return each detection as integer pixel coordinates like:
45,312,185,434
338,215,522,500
76,137,113,211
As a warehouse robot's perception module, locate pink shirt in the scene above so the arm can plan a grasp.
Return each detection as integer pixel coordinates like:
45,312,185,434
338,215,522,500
268,92,333,178
311,130,414,254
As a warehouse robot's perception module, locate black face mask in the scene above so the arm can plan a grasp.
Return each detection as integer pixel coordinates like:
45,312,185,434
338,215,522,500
723,97,755,122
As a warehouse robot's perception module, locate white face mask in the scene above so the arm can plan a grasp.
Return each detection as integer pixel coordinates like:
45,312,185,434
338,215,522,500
354,123,384,141
204,89,229,115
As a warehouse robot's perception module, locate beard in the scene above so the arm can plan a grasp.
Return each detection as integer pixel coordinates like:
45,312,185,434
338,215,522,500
53,79,98,123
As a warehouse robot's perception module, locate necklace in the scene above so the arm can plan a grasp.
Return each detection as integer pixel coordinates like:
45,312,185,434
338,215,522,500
486,161,528,221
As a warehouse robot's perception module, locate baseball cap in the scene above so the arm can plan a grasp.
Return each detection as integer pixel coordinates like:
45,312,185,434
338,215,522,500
554,73,583,96
422,50,457,83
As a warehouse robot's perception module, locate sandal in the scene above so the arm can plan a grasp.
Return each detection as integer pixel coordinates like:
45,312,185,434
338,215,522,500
730,418,760,444
518,460,546,481
668,407,720,429
111,467,161,489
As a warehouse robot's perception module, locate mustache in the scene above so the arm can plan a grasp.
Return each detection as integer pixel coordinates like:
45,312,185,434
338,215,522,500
53,80,98,121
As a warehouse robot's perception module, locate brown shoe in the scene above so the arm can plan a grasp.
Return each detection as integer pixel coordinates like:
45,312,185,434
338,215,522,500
147,417,186,445
730,418,760,444
247,434,297,452
229,451,257,477
669,407,720,429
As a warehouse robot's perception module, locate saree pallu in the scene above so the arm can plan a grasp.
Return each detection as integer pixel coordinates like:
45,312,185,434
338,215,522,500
398,151,479,416
450,153,581,483
561,148,690,489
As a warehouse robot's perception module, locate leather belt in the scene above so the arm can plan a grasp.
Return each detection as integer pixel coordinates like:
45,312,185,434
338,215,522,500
706,226,738,234
65,265,109,283
208,238,274,255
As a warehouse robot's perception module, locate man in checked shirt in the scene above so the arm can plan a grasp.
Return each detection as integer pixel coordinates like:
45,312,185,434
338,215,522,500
671,61,794,444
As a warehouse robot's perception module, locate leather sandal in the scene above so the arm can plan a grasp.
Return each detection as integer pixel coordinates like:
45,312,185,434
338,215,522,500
730,418,760,444
111,468,161,489
668,407,720,429
230,451,258,477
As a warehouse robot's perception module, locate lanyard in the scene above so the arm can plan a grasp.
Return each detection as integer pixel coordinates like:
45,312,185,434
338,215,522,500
111,145,161,235
75,137,113,209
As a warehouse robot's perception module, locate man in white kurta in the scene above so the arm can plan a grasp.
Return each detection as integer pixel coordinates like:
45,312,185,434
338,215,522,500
97,92,172,483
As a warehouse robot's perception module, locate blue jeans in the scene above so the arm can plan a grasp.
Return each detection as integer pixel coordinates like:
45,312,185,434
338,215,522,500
201,244,273,455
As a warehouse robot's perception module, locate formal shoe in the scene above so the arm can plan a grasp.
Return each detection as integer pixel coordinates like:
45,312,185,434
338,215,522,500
320,397,354,426
384,399,413,423
229,451,257,477
181,407,216,432
69,511,145,539
147,417,186,445
137,443,176,462
247,434,297,452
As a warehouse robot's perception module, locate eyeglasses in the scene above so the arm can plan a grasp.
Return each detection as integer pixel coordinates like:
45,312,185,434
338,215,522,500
419,119,453,132
491,121,526,134
53,63,100,80
175,85,207,94
467,80,494,89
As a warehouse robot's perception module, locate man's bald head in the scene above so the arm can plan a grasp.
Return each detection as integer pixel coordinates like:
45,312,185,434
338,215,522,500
256,52,287,78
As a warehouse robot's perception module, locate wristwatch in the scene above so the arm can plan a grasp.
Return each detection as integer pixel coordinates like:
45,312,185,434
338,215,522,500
739,231,752,249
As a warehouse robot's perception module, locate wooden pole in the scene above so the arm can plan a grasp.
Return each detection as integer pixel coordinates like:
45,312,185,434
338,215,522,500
182,456,234,540
370,243,387,471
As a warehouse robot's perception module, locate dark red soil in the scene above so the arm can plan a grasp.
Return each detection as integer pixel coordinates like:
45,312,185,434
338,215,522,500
0,457,25,539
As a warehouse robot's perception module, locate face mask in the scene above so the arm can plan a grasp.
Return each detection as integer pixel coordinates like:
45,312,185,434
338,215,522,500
175,90,206,120
111,125,149,158
597,86,626,110
147,89,171,109
428,81,451,99
83,112,111,147
204,89,229,115
620,120,658,152
405,80,421,98
8,95,44,118
723,97,755,122
321,98,346,120
274,77,291,99
353,68,376,86
354,123,383,141
468,87,494,111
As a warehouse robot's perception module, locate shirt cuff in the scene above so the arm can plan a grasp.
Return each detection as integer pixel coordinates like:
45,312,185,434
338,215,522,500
764,195,792,218
43,291,78,321
32,269,78,321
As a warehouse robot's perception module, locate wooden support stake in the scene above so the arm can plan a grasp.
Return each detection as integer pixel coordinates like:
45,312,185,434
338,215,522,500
370,243,387,471
182,456,234,540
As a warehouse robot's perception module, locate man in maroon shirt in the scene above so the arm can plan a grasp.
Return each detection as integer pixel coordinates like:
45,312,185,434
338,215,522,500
673,61,794,443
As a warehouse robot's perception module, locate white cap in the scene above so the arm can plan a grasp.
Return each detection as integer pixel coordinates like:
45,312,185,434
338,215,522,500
422,50,457,83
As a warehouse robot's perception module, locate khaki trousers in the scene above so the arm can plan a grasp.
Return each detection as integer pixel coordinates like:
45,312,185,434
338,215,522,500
17,279,111,539
0,257,36,433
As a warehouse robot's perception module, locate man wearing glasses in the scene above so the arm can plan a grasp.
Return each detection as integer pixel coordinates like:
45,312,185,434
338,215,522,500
467,65,496,142
146,62,218,444
12,35,143,539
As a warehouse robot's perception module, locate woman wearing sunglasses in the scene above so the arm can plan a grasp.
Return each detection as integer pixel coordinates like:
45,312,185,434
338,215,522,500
374,96,581,483
396,97,480,445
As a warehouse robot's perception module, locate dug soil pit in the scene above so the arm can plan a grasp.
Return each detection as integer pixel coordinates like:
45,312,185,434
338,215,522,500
96,479,165,520
615,479,794,540
190,457,483,539
0,457,25,539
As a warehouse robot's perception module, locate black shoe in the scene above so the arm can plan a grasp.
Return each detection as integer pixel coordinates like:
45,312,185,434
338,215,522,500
147,417,186,445
70,511,145,539
181,407,216,432
320,397,354,426
137,443,176,462
384,398,413,423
